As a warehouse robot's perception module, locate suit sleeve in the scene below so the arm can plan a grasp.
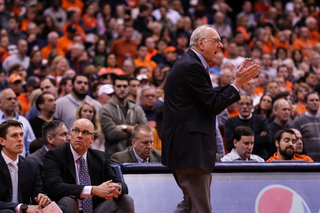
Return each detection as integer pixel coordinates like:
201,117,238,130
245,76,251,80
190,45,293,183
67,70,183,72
185,63,240,115
30,160,43,205
224,119,234,152
42,151,84,200
109,154,121,165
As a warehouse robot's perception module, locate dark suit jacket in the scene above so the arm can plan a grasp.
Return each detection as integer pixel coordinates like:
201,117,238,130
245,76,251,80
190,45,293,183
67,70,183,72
162,49,240,173
42,143,128,208
27,146,47,175
109,145,161,164
0,154,42,211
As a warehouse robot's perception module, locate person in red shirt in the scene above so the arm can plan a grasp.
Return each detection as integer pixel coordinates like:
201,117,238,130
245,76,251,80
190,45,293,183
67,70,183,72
266,128,313,162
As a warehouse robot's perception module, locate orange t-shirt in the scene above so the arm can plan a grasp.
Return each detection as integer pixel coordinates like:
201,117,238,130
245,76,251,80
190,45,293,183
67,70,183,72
267,153,313,162
255,86,264,96
17,93,29,115
98,67,125,76
62,22,86,41
292,38,314,56
274,37,289,49
294,102,306,115
82,14,97,28
145,49,158,62
309,30,319,45
61,0,83,18
134,58,157,73
228,108,239,118
20,19,31,32
41,45,55,60
56,36,73,56
11,6,21,16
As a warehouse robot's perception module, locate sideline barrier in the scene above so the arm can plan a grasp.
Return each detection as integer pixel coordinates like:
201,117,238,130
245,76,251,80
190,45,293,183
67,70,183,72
112,162,320,213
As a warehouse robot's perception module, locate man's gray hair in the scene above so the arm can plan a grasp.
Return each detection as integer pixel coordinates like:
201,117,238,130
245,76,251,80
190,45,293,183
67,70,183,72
306,16,316,25
0,88,14,100
140,85,156,97
310,51,320,61
273,98,288,111
189,25,215,47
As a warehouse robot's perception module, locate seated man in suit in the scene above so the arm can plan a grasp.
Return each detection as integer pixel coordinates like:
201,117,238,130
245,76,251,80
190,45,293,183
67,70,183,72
42,118,134,213
110,124,161,164
28,120,70,175
266,128,313,162
221,126,265,162
0,120,53,213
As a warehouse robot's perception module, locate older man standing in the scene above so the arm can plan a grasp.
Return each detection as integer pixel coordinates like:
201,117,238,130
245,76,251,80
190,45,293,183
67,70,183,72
162,25,260,212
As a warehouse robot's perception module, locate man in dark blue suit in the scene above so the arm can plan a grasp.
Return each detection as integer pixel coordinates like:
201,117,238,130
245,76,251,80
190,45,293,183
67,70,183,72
162,25,260,212
0,120,52,213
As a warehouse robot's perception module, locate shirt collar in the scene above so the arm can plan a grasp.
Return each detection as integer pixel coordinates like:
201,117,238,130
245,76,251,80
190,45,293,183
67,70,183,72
191,48,210,72
239,113,253,120
0,110,19,120
70,143,88,163
231,148,251,161
305,111,319,118
1,150,19,165
132,146,148,163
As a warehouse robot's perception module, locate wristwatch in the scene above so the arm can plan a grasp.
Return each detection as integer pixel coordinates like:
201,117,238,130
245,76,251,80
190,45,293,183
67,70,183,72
21,204,28,213
122,124,127,131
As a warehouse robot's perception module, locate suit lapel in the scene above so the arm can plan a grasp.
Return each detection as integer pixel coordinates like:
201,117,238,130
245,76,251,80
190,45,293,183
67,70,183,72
0,154,12,200
87,150,101,185
187,49,212,85
66,145,77,181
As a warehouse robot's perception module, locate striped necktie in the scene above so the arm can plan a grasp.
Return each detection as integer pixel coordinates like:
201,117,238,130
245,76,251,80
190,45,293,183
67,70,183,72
9,161,18,203
78,157,93,213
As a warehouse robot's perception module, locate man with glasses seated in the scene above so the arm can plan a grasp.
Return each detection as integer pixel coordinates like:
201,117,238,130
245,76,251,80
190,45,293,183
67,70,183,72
99,75,149,158
225,93,272,160
43,118,134,213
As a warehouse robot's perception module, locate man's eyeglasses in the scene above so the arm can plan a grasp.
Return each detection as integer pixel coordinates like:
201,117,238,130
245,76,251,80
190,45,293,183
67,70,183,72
71,128,94,137
201,38,221,44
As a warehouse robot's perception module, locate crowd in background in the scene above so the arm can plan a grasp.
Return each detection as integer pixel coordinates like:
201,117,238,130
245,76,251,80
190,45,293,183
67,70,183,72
0,0,320,163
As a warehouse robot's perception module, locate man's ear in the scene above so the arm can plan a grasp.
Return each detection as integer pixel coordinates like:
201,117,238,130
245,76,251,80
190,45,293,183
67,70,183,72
132,139,136,147
275,140,279,148
233,139,238,148
0,137,4,147
47,135,54,145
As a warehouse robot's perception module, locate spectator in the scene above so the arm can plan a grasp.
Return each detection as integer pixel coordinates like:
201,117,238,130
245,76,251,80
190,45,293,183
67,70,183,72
277,65,292,93
222,126,265,162
293,92,320,161
133,4,153,35
292,26,314,57
79,3,97,44
92,39,107,68
0,88,35,156
293,83,310,115
175,32,189,57
75,101,104,151
98,84,114,106
67,43,91,74
236,1,256,29
225,94,271,160
304,71,318,91
140,85,163,128
241,79,260,106
134,44,157,74
151,0,181,24
236,16,251,43
219,68,233,87
164,46,177,67
28,120,69,175
61,0,84,21
7,16,27,46
103,53,125,75
212,11,232,40
122,58,136,78
99,75,149,158
266,128,313,162
7,73,23,97
43,0,67,29
26,50,42,78
254,93,274,119
54,75,101,131
306,17,319,45
2,39,29,73
268,99,294,157
260,53,277,78
56,23,76,56
41,31,59,60
42,118,134,213
222,42,245,68
292,49,303,68
25,22,47,55
0,0,9,31
255,73,269,96
0,36,11,63
309,51,320,72
49,56,70,83
127,78,140,104
110,124,161,164
40,15,63,40
110,26,139,68
264,80,279,97
28,92,57,138
291,128,304,155
18,76,40,114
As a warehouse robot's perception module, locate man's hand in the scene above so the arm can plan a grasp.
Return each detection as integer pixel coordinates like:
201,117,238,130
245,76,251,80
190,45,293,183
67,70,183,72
34,193,51,207
26,205,43,213
27,34,37,43
91,180,121,199
232,58,260,89
260,131,267,136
